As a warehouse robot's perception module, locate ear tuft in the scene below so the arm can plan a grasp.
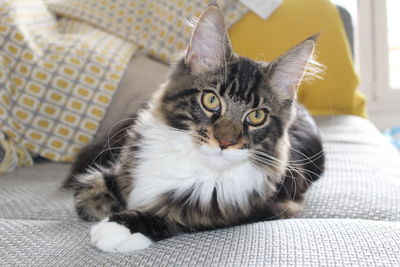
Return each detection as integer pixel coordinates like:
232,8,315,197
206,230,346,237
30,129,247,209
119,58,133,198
185,6,231,74
268,35,320,100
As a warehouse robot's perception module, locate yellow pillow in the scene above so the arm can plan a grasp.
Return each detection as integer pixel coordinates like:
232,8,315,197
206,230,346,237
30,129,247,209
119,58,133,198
229,0,367,118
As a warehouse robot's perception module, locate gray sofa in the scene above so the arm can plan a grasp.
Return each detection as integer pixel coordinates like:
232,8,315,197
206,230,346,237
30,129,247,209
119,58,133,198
2,6,400,266
1,113,400,265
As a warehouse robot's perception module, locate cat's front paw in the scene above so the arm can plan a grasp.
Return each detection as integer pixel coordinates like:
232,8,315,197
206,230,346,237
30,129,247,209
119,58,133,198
90,218,153,252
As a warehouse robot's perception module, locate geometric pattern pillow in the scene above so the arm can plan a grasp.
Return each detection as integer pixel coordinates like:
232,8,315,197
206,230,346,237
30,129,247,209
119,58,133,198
0,131,32,174
0,0,136,162
45,0,248,63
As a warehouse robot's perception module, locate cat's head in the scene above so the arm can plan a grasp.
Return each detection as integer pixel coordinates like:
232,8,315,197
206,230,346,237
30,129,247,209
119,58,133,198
154,5,317,171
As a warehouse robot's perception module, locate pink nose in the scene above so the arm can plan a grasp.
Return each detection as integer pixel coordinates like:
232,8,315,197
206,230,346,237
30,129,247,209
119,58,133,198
217,138,236,149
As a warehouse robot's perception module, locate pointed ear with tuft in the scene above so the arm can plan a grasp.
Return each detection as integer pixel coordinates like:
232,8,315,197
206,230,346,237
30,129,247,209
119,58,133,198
267,35,318,101
185,5,232,74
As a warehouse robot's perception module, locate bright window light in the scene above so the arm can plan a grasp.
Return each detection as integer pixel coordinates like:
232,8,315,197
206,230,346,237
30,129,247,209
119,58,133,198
387,0,400,89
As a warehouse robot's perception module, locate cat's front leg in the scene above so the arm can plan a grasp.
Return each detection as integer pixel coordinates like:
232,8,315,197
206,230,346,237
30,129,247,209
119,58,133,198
90,210,187,253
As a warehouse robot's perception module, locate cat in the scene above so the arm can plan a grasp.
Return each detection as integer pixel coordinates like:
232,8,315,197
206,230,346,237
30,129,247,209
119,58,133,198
65,4,325,253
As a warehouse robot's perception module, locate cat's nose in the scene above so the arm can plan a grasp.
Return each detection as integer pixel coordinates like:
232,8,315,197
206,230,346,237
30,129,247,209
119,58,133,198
216,137,237,149
213,118,242,149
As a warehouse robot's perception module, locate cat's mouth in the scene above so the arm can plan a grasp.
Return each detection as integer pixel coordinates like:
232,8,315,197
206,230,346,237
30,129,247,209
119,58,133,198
197,145,249,171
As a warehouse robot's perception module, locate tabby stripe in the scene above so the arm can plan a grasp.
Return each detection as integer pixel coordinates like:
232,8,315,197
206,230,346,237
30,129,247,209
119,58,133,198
246,72,262,104
172,113,192,122
164,88,199,102
252,93,260,108
104,173,126,207
270,115,283,137
228,62,239,83
165,113,192,130
189,111,201,124
219,82,227,96
228,79,239,98
220,65,237,97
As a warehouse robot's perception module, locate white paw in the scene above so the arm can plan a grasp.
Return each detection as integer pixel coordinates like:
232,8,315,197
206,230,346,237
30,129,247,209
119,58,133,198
113,232,154,252
90,218,153,253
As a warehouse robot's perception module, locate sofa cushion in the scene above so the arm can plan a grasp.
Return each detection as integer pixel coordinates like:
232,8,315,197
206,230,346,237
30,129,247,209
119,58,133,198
1,115,400,264
300,115,400,221
94,54,168,142
1,218,400,266
0,162,76,221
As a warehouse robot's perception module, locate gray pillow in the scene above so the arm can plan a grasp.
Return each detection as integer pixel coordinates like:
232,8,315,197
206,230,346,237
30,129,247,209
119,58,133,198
94,54,169,141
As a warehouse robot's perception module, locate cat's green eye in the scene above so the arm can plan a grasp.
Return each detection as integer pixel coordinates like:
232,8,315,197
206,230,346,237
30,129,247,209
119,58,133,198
202,91,221,112
246,109,267,126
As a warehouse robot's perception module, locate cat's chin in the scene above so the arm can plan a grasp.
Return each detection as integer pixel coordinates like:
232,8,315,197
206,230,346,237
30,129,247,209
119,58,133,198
197,145,249,171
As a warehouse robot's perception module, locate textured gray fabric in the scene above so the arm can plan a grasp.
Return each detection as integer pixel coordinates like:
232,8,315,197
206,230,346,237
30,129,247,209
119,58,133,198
1,218,400,266
0,162,77,221
301,115,400,221
0,115,400,265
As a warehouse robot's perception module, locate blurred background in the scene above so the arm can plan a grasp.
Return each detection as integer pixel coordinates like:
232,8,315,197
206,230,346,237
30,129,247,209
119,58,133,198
333,0,399,130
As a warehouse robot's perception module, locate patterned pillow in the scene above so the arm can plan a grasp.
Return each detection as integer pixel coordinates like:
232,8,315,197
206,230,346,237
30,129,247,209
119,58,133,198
0,0,135,168
0,131,32,173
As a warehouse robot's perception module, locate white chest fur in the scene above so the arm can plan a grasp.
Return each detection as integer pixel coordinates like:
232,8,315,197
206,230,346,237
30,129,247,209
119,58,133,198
126,111,273,213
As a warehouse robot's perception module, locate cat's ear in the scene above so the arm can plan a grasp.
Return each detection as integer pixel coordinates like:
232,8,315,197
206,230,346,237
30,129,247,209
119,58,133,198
185,5,232,73
267,35,318,100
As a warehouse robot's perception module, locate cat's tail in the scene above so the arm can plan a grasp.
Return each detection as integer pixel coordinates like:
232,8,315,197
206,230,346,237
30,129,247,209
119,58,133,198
71,166,123,221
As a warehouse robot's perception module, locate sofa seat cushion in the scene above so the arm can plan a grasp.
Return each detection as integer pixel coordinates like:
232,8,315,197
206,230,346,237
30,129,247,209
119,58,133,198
1,115,400,264
0,162,76,221
301,115,400,221
1,218,400,266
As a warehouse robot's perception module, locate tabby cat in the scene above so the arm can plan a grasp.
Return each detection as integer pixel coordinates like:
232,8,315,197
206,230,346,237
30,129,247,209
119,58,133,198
66,4,324,253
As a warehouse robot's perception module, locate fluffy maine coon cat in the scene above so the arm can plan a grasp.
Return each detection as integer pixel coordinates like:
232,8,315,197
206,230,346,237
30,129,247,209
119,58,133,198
65,4,324,253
